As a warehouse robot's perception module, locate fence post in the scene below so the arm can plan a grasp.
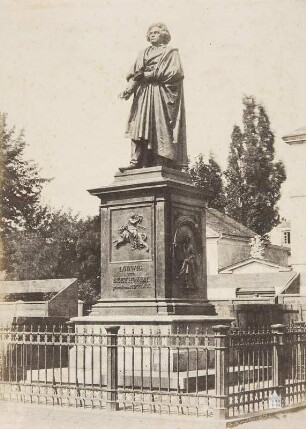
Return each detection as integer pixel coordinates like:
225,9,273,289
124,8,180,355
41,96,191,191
294,321,305,381
271,324,286,406
213,325,230,419
105,325,120,411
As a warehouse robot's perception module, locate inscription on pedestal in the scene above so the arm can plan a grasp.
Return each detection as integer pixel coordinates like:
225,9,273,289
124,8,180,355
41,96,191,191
112,263,152,290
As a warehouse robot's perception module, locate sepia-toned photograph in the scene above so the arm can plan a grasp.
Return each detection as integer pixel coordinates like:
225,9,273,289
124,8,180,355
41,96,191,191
0,1,305,428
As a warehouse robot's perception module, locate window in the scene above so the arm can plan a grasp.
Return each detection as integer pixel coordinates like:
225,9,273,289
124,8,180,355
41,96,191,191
283,231,291,245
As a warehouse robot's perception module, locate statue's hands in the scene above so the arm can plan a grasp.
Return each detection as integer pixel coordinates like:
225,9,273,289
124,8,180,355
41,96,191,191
118,90,132,100
143,71,154,81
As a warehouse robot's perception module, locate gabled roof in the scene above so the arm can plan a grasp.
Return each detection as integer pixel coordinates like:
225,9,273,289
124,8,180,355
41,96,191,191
0,279,77,295
219,258,291,274
207,272,299,300
206,208,256,239
282,126,306,143
283,126,306,137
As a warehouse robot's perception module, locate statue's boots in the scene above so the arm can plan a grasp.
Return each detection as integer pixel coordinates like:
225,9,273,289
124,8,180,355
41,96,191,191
118,162,140,172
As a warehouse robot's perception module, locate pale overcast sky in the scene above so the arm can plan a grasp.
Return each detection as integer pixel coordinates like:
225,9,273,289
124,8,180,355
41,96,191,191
1,0,305,218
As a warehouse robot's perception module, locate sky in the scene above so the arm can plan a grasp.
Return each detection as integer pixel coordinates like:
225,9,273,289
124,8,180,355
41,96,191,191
1,0,305,218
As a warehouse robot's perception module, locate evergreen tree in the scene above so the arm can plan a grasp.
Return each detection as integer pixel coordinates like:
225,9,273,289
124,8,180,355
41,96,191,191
224,125,245,223
189,153,226,212
224,96,286,235
0,113,49,233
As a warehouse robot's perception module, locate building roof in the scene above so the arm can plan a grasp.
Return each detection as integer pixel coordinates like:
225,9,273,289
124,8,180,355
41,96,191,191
282,126,306,143
0,279,77,295
207,272,299,300
219,258,291,274
274,219,291,229
206,208,256,239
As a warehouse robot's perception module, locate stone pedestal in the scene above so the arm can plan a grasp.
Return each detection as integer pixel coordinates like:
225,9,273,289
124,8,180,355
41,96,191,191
88,166,214,316
69,168,234,395
70,168,233,377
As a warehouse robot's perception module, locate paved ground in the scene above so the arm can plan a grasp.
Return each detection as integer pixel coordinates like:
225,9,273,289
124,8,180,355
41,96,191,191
0,401,305,429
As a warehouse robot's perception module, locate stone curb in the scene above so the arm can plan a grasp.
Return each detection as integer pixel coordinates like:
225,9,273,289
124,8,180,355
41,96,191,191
0,400,306,429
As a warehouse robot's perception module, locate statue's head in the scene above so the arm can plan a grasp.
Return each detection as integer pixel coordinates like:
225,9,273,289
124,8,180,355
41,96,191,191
146,23,171,45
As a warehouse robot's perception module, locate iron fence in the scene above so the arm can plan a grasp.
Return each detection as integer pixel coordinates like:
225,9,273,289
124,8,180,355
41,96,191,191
228,323,306,417
0,324,217,416
0,322,305,420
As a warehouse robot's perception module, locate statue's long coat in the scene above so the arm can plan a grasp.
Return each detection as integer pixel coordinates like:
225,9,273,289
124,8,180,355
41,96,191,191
124,45,187,166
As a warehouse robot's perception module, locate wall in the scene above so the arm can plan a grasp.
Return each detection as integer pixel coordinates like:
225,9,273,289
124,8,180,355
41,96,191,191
208,237,288,275
48,281,78,318
290,195,306,271
211,300,287,328
265,245,289,267
206,239,219,275
269,224,291,248
278,295,306,323
217,238,250,271
0,301,48,321
285,139,306,272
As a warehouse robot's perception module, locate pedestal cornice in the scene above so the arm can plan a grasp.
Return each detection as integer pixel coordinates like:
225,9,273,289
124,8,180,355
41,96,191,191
88,166,211,204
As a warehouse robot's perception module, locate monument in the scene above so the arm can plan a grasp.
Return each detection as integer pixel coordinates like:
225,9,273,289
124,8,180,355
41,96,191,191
71,23,232,333
118,22,187,171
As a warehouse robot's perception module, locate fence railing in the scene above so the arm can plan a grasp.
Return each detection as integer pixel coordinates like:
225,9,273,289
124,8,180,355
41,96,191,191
0,322,305,419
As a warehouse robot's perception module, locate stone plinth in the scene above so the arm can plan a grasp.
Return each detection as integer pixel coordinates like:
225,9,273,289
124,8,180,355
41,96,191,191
69,314,234,390
70,314,234,332
88,166,214,316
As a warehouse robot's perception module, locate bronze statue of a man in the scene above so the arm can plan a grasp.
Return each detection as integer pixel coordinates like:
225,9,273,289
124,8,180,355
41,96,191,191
119,23,187,171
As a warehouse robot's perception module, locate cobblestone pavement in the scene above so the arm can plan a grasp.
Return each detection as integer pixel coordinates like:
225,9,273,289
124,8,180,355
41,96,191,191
0,402,305,429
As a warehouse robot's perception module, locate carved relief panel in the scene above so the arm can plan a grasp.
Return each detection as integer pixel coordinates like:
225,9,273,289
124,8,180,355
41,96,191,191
109,205,154,294
111,207,152,262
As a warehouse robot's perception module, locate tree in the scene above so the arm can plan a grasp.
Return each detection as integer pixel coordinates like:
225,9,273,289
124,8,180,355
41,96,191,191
4,210,81,281
4,211,101,307
189,153,226,212
224,96,286,235
0,114,100,308
0,113,49,233
0,113,50,274
224,125,245,224
76,216,100,306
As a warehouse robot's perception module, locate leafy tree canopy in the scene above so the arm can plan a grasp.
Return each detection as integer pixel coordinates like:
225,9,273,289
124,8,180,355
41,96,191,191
3,212,101,306
189,153,226,212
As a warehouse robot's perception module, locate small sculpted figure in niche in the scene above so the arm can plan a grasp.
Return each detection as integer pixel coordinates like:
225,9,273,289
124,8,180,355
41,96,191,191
119,23,187,171
177,233,197,289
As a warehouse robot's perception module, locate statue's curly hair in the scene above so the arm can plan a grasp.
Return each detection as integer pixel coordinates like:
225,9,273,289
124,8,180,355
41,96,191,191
146,23,171,44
